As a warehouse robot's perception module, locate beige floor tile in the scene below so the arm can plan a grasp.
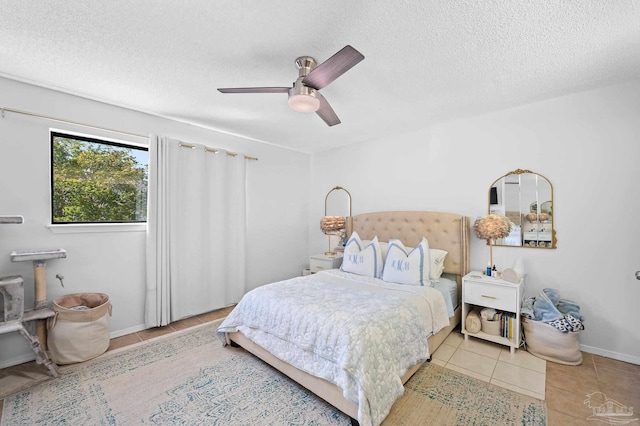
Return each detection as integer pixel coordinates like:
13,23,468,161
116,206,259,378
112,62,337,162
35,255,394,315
171,316,204,331
198,307,233,323
447,347,498,378
432,343,457,362
547,353,597,379
491,360,546,396
546,385,594,420
598,382,640,415
429,358,447,367
107,333,143,352
498,348,546,373
595,363,640,390
592,354,640,375
490,378,545,400
546,361,599,394
442,331,463,347
459,337,503,359
445,363,491,383
547,408,591,426
137,325,175,340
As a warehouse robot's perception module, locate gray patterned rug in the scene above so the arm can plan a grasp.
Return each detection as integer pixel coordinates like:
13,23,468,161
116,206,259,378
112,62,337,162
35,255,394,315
1,319,546,425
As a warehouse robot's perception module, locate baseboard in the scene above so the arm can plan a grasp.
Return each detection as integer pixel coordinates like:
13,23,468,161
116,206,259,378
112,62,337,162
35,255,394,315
580,344,640,365
0,353,36,369
109,324,148,339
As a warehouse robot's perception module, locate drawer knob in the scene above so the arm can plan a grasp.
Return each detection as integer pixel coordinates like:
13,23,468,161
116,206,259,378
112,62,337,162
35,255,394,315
481,295,497,299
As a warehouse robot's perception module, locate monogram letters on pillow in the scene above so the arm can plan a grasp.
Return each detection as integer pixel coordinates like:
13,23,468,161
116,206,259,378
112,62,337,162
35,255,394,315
382,238,431,286
340,232,383,278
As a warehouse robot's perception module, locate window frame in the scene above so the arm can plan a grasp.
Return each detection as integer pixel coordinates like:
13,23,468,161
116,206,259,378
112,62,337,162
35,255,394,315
50,130,149,226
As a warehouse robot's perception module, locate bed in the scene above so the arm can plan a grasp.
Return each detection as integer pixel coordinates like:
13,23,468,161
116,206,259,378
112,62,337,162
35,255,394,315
217,211,470,426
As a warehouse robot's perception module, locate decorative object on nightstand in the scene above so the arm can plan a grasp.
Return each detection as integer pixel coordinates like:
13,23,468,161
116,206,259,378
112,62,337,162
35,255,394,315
461,271,524,354
320,186,352,256
502,258,525,283
473,214,512,272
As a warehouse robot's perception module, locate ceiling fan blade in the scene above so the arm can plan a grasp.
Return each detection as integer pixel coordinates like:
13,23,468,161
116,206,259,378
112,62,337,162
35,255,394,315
316,93,341,126
302,45,364,90
217,87,290,94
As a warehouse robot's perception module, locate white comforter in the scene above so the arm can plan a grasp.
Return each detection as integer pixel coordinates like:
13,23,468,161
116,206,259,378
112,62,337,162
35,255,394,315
217,269,449,426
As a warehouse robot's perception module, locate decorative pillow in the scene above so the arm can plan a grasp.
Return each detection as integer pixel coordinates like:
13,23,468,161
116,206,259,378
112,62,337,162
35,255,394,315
341,232,383,278
429,249,448,282
381,238,431,286
363,240,388,261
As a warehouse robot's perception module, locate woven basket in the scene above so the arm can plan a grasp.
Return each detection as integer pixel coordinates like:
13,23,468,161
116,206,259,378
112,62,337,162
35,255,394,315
481,318,501,336
465,311,481,334
522,318,582,365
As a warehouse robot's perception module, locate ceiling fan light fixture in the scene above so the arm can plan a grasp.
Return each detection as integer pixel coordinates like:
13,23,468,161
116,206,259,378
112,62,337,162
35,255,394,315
217,45,364,125
288,93,320,113
288,79,320,113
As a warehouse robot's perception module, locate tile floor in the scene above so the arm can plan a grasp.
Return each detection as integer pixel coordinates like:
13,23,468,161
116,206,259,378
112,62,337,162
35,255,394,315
545,352,640,425
432,330,640,425
431,331,547,400
1,306,638,426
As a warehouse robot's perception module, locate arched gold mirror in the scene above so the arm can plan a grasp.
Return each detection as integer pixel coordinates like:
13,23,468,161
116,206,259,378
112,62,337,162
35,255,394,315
488,169,556,249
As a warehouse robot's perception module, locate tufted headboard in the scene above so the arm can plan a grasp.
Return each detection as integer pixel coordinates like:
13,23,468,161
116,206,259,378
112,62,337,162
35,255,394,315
346,211,470,280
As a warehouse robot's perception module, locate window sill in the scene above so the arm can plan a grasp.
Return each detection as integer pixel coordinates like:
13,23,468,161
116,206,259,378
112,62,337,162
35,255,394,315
48,223,146,234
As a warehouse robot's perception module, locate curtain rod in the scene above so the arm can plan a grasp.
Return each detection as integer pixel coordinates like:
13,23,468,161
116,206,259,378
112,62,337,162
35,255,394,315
178,142,258,161
1,106,258,161
1,106,148,139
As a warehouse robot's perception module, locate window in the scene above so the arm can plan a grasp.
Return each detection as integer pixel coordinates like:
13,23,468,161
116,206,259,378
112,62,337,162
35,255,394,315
51,131,148,224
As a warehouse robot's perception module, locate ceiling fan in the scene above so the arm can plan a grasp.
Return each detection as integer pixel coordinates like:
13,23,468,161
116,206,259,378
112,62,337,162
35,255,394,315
217,45,364,126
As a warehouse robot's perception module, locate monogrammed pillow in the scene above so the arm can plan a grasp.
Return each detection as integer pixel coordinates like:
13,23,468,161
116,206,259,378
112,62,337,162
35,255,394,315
340,232,383,278
381,238,431,286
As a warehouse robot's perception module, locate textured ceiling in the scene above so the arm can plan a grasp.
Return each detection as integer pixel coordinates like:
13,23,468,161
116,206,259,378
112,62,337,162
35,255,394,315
1,1,639,153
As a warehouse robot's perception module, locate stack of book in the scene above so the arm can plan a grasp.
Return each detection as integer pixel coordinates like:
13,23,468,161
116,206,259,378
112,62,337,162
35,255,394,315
490,311,516,340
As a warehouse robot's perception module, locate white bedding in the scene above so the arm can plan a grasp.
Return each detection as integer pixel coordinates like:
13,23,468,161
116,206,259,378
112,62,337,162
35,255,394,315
432,273,459,317
217,269,449,426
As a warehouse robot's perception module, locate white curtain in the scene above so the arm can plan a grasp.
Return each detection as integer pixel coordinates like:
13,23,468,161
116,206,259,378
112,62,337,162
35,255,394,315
145,135,247,327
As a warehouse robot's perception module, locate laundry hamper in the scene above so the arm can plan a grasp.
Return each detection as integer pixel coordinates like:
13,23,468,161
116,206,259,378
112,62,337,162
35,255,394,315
522,318,582,365
47,293,112,364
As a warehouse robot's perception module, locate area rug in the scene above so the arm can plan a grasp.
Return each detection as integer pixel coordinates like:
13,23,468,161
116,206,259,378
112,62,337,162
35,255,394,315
1,319,546,425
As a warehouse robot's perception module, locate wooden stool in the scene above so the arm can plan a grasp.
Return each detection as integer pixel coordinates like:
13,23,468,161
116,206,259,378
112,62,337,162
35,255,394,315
0,275,58,377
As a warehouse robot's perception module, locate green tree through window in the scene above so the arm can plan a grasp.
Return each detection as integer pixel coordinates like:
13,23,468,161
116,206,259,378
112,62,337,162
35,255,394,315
51,132,148,223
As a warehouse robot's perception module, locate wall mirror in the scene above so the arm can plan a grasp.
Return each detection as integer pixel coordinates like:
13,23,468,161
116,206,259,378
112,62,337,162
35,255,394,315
488,169,556,249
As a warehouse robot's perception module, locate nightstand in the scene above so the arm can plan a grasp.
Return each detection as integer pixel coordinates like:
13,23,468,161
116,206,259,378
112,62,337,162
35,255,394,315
461,271,524,354
309,254,342,273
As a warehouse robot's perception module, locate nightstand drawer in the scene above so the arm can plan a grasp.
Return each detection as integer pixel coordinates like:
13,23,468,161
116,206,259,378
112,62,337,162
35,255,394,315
465,282,517,311
310,255,342,273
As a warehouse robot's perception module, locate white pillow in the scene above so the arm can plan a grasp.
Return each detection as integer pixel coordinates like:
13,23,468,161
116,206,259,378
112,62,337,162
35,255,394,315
363,240,388,261
382,238,431,286
341,232,383,278
429,249,448,282
365,237,447,282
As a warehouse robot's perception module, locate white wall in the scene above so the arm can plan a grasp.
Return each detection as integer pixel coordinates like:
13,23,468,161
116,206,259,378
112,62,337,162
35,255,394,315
0,78,310,367
311,80,640,364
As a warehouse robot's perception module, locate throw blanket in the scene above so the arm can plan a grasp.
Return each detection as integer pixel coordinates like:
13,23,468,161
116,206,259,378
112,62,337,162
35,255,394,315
217,269,449,426
521,288,585,332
